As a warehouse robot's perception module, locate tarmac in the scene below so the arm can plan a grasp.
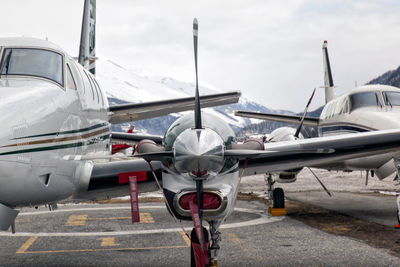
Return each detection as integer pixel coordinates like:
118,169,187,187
1,197,400,266
286,191,399,227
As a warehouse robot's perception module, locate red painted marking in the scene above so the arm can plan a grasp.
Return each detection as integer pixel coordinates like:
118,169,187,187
118,171,147,184
189,201,209,267
111,144,131,154
129,176,140,223
192,242,209,267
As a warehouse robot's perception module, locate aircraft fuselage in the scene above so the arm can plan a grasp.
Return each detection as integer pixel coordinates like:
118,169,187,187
0,37,110,207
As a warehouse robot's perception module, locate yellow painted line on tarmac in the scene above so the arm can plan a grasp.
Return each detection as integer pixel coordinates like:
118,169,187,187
227,233,241,244
180,231,191,247
88,216,131,221
88,213,155,223
101,237,119,247
16,236,38,254
139,212,155,223
16,245,188,254
66,215,88,226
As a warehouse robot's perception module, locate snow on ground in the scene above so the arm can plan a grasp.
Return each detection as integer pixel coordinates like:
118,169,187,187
134,169,400,200
239,168,400,197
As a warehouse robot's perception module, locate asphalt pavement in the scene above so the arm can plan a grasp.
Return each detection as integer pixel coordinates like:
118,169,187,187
1,199,400,266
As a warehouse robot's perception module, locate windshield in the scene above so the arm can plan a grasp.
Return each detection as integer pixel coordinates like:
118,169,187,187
349,92,379,111
0,48,63,86
383,91,400,106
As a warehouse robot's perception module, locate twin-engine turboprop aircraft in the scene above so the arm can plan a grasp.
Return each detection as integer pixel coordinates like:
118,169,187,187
3,1,400,266
133,23,400,266
235,41,400,196
0,0,241,230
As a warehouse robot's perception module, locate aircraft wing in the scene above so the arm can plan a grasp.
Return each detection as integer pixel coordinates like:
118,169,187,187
232,128,400,175
109,91,241,124
73,159,163,201
234,110,319,126
112,132,163,145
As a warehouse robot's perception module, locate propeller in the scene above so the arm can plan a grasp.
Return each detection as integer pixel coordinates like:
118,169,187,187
193,18,202,130
294,88,316,138
192,17,205,240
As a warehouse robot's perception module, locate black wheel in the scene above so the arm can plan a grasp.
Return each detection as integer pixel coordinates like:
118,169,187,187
273,187,285,208
190,227,209,267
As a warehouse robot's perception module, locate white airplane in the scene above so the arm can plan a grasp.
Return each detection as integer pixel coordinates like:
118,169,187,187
235,40,400,203
3,2,400,266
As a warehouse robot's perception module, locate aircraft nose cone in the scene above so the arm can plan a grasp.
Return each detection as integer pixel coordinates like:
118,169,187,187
173,128,225,177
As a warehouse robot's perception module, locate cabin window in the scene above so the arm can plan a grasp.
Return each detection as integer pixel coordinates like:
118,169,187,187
383,91,400,106
0,48,63,86
66,64,76,90
342,98,349,113
349,92,379,111
82,69,95,100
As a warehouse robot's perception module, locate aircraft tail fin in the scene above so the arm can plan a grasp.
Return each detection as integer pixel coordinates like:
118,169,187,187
322,40,335,103
78,0,96,75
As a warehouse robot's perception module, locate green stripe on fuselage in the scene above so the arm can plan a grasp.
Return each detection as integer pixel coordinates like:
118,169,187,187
12,123,109,140
0,134,110,156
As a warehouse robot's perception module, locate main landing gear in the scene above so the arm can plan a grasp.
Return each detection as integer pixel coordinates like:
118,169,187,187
265,174,286,216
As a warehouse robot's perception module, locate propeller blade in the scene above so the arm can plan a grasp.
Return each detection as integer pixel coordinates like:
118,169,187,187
193,18,202,129
134,151,174,161
196,179,204,219
294,88,316,138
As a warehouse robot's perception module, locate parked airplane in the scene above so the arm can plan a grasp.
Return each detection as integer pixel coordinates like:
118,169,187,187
0,0,240,230
3,2,400,266
235,40,400,202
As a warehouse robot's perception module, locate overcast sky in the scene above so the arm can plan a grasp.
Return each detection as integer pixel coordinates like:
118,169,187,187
3,0,400,112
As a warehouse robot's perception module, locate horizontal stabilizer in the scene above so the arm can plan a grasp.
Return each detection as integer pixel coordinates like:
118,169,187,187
109,91,241,124
235,110,319,126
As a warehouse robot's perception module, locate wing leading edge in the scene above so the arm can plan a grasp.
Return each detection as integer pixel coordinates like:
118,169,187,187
234,110,319,126
233,128,400,175
109,91,241,124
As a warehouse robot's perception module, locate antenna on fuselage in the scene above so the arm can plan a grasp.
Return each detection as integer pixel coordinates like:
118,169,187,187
193,18,202,129
78,0,97,75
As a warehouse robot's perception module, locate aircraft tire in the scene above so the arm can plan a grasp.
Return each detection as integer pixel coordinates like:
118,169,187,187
273,187,285,208
190,227,210,267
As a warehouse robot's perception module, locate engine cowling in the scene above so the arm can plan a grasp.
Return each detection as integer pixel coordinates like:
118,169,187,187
272,168,302,183
268,127,304,183
268,127,303,142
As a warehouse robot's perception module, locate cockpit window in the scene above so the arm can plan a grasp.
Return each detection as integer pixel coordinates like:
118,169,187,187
349,92,379,111
0,48,63,86
383,91,400,106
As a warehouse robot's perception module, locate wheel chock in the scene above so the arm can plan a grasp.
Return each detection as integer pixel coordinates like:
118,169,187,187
268,207,286,216
210,259,218,267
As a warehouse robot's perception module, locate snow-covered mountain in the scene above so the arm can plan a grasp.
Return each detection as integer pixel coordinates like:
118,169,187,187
96,58,274,136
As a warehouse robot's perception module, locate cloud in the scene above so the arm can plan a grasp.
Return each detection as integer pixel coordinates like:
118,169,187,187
2,0,400,112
